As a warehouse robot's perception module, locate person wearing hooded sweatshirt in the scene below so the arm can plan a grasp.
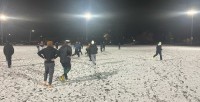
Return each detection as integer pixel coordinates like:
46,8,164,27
3,42,14,68
58,40,72,81
153,42,162,60
89,40,98,65
37,41,59,88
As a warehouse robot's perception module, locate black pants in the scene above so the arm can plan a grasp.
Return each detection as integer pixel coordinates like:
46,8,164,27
79,49,83,55
61,62,71,79
89,53,91,60
44,63,55,85
72,49,80,57
153,52,162,60
5,55,12,67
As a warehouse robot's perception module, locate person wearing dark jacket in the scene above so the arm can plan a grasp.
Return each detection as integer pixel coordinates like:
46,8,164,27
72,42,81,57
37,41,59,88
89,40,98,65
153,42,162,60
3,42,14,68
118,43,121,50
79,42,83,55
100,42,103,52
86,43,92,61
58,40,72,81
102,42,105,51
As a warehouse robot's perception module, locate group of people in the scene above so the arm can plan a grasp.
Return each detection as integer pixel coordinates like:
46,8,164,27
3,40,162,88
37,40,98,88
37,40,71,88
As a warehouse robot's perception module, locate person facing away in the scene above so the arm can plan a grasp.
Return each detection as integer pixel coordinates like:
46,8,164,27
78,42,83,55
118,43,121,50
86,43,92,61
89,40,98,65
100,42,103,52
72,41,81,57
3,42,14,68
153,42,162,60
102,42,105,51
37,41,59,88
58,40,72,81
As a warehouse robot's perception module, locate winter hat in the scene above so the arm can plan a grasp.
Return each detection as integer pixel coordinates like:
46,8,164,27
91,40,94,44
47,41,53,47
65,40,70,43
158,42,162,46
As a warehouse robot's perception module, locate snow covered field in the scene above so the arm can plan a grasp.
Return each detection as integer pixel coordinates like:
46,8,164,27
0,45,200,102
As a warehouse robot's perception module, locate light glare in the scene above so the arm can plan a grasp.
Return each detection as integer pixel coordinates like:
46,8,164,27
0,15,7,21
84,12,92,20
187,10,198,16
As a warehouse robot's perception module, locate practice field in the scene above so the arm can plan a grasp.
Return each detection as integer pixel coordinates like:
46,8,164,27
0,45,200,102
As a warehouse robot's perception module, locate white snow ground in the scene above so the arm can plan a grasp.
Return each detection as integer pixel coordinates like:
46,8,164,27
0,45,200,102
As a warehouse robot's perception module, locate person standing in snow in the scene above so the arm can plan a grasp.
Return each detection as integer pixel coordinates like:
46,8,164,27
102,42,105,51
3,42,14,68
79,42,83,55
40,41,44,50
37,41,59,88
72,41,81,57
118,43,121,50
36,43,40,52
89,40,98,65
86,43,92,61
153,42,162,60
58,40,72,81
100,42,103,52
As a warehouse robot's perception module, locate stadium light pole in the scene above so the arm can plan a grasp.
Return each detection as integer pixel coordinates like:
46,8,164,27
187,10,198,45
84,12,92,42
29,30,35,44
0,14,8,44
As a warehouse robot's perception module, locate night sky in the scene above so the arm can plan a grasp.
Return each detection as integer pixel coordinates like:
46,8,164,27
1,0,200,44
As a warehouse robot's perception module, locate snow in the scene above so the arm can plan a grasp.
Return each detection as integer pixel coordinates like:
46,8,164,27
0,45,200,102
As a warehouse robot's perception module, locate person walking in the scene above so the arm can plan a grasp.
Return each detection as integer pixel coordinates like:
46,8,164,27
37,41,59,88
58,40,72,81
153,42,162,60
86,43,92,61
79,42,83,55
72,42,81,57
89,40,98,65
100,42,103,52
102,42,105,51
3,42,14,68
118,42,121,50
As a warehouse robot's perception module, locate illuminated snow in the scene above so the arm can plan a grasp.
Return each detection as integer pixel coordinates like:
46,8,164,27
0,45,200,102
